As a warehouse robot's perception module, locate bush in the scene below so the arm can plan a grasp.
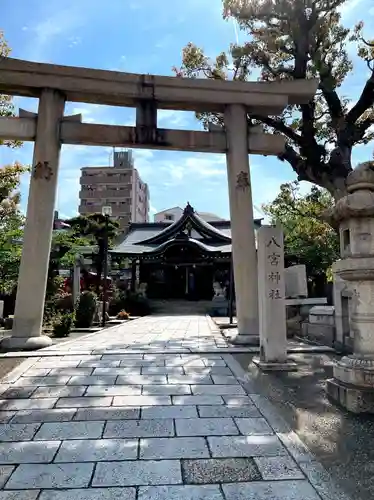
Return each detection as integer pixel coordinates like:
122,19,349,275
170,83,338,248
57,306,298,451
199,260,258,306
56,293,74,312
4,316,13,330
53,312,74,338
75,291,97,328
108,289,126,316
125,292,151,316
117,310,130,320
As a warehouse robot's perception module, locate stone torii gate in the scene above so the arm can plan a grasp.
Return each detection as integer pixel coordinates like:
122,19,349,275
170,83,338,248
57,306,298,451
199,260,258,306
0,57,318,350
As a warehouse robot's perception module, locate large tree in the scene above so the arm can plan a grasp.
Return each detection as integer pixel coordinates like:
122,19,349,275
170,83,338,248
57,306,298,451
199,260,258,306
0,31,20,148
263,181,340,293
0,163,27,293
175,0,374,200
0,33,26,293
67,214,119,293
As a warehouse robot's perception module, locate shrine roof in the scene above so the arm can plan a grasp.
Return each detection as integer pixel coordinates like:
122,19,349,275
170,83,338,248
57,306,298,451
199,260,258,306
110,203,262,256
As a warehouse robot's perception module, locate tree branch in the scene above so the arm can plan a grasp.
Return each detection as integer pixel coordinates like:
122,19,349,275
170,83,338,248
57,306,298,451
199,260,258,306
300,102,317,146
347,73,374,123
319,80,344,124
278,143,311,181
352,116,374,142
250,114,302,145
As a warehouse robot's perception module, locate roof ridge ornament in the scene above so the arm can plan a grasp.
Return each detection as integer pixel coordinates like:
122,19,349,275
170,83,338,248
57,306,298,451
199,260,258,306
184,202,194,215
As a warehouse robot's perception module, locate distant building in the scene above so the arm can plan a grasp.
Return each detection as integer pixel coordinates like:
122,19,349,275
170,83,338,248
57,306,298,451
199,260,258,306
78,150,149,232
154,206,225,223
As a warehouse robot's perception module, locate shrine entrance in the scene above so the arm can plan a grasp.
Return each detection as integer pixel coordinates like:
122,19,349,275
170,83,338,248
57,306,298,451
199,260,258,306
0,56,318,349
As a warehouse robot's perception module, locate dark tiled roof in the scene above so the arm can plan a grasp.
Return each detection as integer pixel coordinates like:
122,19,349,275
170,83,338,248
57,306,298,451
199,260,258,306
111,204,262,256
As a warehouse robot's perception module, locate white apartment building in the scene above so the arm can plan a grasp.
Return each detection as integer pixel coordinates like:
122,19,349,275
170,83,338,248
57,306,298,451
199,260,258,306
79,150,149,231
154,206,225,223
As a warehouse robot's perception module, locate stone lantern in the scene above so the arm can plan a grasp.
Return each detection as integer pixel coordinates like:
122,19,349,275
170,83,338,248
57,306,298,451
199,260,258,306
326,162,374,413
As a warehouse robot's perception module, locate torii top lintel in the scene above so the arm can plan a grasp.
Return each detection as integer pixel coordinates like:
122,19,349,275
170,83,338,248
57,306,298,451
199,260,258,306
0,57,318,114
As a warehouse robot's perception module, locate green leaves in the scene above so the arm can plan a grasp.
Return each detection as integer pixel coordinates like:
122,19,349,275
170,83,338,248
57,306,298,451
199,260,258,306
0,163,28,293
0,32,22,149
175,0,374,199
262,181,340,278
66,214,120,293
67,214,120,246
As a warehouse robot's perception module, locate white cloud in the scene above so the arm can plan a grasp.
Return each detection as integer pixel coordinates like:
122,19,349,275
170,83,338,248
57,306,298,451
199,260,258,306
158,154,226,186
339,0,365,17
157,110,194,129
134,150,154,160
68,36,82,49
69,104,102,124
25,5,85,60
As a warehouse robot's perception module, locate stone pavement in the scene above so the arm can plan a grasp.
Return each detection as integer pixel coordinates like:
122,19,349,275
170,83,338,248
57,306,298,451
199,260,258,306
0,315,350,499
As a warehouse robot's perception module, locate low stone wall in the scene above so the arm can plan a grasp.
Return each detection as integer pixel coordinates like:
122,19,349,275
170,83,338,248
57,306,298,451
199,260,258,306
301,306,336,347
285,298,328,338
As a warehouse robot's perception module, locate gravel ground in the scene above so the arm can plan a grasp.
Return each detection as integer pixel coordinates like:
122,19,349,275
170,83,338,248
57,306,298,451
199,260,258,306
0,358,24,380
233,351,374,500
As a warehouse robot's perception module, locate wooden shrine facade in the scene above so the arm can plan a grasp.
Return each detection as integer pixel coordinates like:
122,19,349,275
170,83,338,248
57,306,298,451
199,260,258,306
110,204,262,300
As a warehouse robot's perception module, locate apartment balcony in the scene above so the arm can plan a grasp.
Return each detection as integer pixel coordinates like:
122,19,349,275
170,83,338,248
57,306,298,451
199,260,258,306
79,189,131,199
80,174,132,185
79,205,132,217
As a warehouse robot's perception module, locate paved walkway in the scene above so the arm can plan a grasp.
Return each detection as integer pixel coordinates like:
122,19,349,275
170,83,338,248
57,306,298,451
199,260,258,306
0,315,350,499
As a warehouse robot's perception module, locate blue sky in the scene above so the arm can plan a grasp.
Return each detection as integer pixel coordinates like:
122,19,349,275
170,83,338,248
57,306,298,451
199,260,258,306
0,0,373,220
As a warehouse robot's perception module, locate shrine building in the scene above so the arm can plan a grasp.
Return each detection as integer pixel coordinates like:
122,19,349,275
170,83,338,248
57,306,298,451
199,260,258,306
110,203,262,300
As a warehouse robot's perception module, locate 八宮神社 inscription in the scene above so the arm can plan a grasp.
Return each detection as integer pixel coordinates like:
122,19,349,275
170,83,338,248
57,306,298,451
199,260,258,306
266,236,283,300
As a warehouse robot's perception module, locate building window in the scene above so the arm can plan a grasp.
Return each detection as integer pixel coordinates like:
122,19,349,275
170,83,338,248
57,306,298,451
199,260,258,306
165,214,174,221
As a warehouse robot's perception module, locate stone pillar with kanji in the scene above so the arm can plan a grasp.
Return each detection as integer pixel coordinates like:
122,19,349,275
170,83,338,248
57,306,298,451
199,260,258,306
253,225,297,371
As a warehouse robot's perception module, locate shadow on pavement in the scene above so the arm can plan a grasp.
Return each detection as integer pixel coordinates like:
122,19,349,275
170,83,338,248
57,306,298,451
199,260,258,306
233,351,374,500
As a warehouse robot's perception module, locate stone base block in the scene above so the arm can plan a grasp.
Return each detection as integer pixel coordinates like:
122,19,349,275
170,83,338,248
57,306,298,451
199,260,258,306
301,322,335,347
333,356,374,387
326,378,374,414
252,357,298,372
229,334,259,346
1,335,52,351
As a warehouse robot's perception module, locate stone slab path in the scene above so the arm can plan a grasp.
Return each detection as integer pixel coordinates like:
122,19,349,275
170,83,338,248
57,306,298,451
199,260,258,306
0,315,350,499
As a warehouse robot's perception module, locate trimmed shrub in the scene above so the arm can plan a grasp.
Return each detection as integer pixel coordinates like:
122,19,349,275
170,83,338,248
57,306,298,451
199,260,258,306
56,293,74,312
4,316,13,330
53,312,74,338
125,292,151,317
108,289,126,316
75,291,97,328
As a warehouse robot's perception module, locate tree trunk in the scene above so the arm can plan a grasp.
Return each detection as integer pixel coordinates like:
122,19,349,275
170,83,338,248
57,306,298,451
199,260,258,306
95,242,105,296
329,176,349,201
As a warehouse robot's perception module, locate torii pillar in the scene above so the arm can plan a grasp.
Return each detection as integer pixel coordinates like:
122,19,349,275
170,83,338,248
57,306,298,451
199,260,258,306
2,89,65,350
225,104,259,344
